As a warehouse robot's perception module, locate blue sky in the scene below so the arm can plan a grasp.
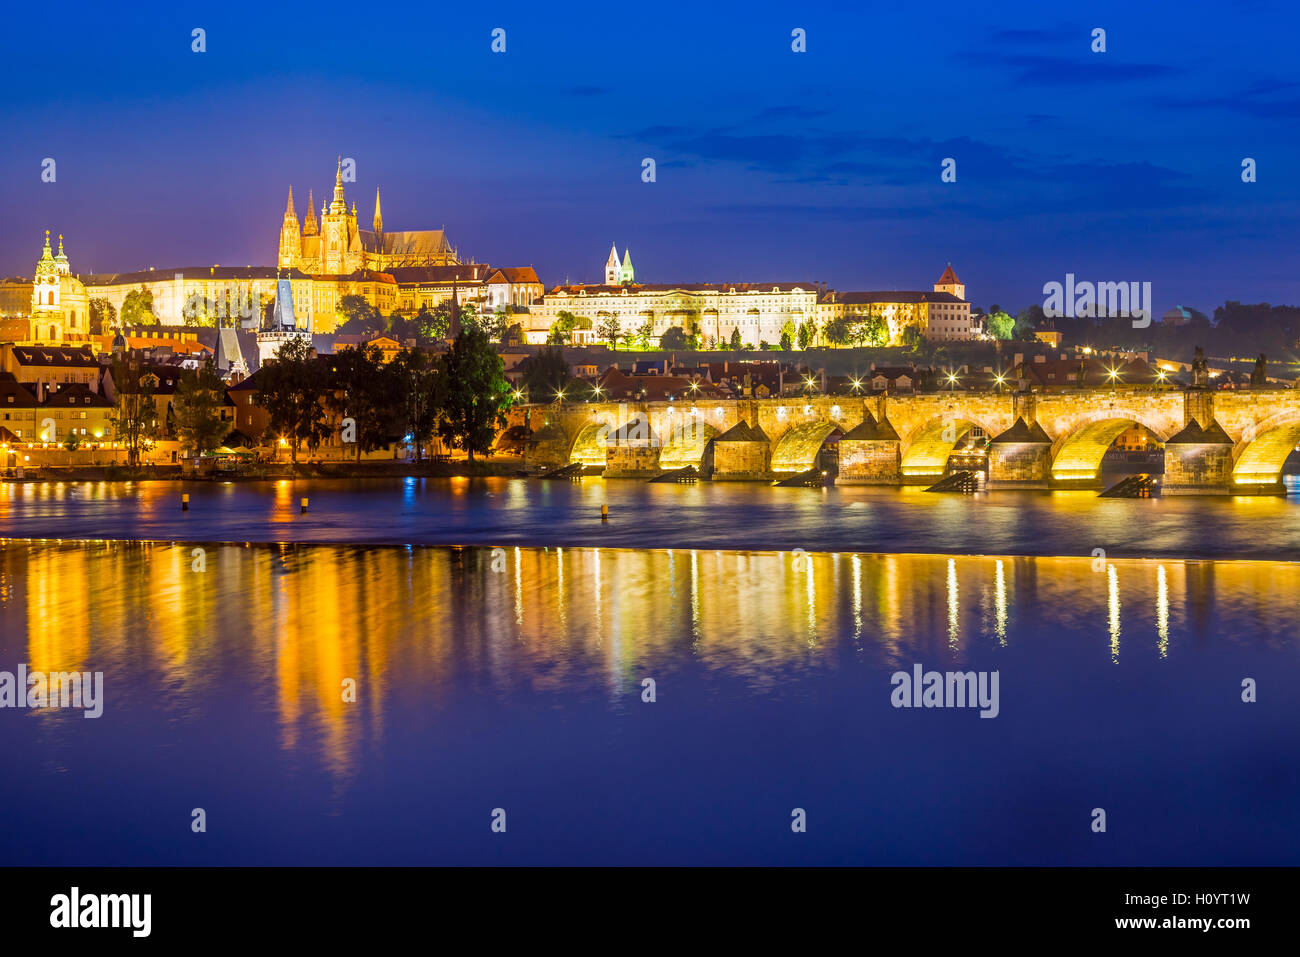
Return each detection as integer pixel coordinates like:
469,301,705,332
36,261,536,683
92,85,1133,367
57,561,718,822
2,0,1298,316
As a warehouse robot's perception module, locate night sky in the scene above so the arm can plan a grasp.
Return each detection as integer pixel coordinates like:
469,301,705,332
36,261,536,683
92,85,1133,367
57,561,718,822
2,0,1297,316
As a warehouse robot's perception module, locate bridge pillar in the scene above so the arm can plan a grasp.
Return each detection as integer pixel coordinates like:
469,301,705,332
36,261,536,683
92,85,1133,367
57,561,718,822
1184,389,1215,429
987,417,1051,488
837,412,901,485
1162,418,1234,495
709,420,772,481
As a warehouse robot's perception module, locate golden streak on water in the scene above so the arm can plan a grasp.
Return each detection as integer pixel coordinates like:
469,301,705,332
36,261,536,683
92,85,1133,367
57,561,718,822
947,558,959,653
1157,565,1169,659
851,554,863,642
1108,564,1122,664
994,559,1008,647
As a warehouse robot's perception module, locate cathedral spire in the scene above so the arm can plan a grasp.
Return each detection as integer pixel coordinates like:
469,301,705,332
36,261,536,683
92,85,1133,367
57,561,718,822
303,189,317,235
331,156,346,213
285,185,296,216
373,187,383,235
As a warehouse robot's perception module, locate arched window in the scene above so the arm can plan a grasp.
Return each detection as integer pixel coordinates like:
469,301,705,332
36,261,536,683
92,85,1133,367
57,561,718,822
49,326,57,340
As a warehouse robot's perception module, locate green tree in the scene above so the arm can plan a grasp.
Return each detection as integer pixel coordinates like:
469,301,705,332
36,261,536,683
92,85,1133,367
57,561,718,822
779,330,793,350
109,353,159,468
548,310,579,345
660,326,689,350
987,310,1015,340
598,314,621,348
858,315,888,347
439,327,513,462
389,347,442,461
521,345,570,401
336,295,382,334
633,320,652,349
174,358,228,455
254,336,330,464
120,288,156,327
824,317,852,346
414,305,449,342
501,322,524,347
796,322,810,350
729,327,742,350
328,343,396,461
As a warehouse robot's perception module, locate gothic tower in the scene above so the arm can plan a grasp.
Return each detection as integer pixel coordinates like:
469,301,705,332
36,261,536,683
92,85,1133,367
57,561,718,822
303,189,318,236
605,243,620,284
935,262,965,300
373,187,383,241
278,187,300,269
620,248,634,284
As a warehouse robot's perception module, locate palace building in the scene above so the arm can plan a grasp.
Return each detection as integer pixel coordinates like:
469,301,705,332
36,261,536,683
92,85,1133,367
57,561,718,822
277,159,460,274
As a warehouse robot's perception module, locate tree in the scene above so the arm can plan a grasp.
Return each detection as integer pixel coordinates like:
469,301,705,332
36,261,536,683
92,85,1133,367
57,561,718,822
633,320,652,349
438,327,513,462
548,311,579,345
174,359,228,456
254,336,330,464
328,343,396,461
119,289,156,327
501,322,524,347
729,327,742,351
857,314,888,347
598,314,621,348
659,326,689,350
414,305,449,342
389,347,442,461
520,345,570,401
336,295,383,335
987,310,1015,340
469,308,507,343
824,317,852,346
796,322,810,350
779,330,794,351
109,353,159,468
89,298,116,336
683,313,702,351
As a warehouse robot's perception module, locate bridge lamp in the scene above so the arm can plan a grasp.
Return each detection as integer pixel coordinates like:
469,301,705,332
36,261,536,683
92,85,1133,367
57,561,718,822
1155,369,1167,383
555,387,566,401
689,380,700,393
513,389,524,401
850,377,862,392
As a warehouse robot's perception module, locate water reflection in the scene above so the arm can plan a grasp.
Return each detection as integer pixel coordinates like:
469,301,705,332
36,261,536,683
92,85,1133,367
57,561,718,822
2,541,1298,781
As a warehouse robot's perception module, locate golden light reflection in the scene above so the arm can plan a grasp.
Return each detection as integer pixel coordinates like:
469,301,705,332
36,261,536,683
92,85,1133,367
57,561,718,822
947,558,959,653
7,543,1298,780
1108,563,1121,663
1156,564,1169,658
994,559,1007,647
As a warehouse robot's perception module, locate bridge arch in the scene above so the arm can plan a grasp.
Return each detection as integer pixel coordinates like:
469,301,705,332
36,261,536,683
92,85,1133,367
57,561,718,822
1231,410,1300,486
771,420,845,473
1049,416,1167,481
900,416,988,478
569,421,612,466
659,419,719,470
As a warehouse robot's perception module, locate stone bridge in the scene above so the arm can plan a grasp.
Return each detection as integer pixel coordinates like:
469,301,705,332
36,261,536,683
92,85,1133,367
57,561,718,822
510,388,1300,494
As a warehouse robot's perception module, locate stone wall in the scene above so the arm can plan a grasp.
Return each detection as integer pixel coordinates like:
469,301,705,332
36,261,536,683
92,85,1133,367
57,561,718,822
838,440,901,484
711,440,771,480
988,442,1051,487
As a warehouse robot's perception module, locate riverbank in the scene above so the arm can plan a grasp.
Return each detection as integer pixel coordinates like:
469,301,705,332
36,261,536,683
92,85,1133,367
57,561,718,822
1,457,528,483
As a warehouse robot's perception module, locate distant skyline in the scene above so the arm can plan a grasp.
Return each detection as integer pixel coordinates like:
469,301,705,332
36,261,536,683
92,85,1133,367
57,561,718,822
3,0,1299,317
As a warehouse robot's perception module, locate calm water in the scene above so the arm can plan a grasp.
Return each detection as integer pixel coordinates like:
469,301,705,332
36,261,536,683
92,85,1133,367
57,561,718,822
0,540,1296,865
1,475,1299,559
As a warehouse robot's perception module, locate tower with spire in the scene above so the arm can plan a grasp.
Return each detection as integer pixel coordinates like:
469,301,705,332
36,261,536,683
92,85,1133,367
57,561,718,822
620,248,634,284
605,243,621,284
30,231,88,344
934,262,965,300
302,189,318,236
278,186,301,269
373,187,383,239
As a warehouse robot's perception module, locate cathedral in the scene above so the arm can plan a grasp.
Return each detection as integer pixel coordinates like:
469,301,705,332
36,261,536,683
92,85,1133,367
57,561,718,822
277,159,460,275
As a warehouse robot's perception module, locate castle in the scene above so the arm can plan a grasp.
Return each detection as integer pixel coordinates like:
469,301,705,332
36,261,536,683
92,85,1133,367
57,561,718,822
277,159,460,274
